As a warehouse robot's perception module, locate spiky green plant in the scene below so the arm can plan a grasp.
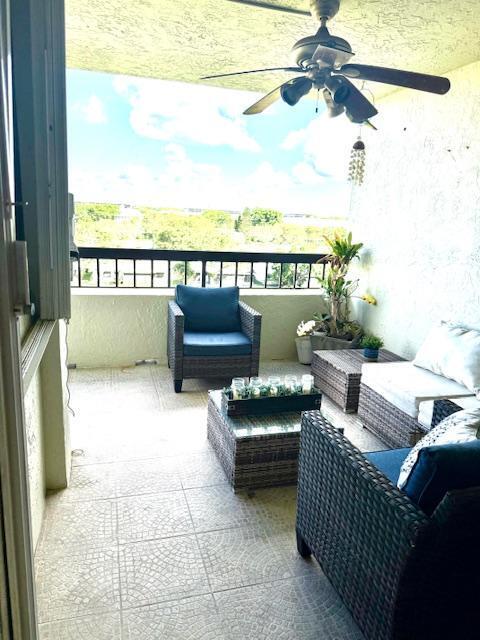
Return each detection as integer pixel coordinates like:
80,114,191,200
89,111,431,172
318,232,364,338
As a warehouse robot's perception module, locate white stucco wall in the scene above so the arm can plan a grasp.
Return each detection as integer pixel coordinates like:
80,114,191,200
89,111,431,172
24,368,45,549
351,60,480,359
68,289,324,367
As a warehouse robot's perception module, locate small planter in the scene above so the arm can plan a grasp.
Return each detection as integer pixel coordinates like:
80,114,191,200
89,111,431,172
295,336,313,365
363,347,379,361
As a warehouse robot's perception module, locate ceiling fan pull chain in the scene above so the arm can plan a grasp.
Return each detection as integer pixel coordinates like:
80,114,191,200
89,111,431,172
315,89,320,113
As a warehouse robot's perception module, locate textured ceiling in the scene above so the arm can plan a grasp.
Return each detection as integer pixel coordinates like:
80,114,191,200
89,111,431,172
65,0,480,98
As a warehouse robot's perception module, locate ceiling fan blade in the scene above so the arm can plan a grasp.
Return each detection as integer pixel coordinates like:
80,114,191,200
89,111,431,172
243,84,284,115
201,67,303,80
339,64,451,95
324,75,378,123
226,0,310,16
243,77,308,114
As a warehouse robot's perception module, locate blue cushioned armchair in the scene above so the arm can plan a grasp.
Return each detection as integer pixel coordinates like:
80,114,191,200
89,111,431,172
167,285,261,392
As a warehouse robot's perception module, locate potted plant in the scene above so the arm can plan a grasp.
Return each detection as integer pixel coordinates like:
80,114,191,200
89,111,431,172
311,232,377,350
296,320,316,364
361,334,384,361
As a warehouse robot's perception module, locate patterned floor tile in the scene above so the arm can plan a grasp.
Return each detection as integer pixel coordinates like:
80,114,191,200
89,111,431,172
113,459,182,497
197,525,296,591
119,535,210,608
117,492,193,543
37,499,117,553
51,465,116,503
184,484,297,533
177,451,228,489
47,363,370,637
122,595,225,640
215,575,364,640
35,546,120,623
38,612,121,639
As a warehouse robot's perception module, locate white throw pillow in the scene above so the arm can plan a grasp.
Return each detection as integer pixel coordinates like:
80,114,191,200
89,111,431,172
413,322,480,394
397,407,480,489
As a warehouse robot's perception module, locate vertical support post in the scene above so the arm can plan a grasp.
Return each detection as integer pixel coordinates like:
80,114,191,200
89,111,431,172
201,260,207,287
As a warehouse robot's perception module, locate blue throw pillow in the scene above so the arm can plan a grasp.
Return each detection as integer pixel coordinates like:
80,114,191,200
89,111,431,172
175,285,241,333
403,440,480,514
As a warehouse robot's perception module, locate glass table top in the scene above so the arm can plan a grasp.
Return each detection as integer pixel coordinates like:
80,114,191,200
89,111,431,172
210,390,302,440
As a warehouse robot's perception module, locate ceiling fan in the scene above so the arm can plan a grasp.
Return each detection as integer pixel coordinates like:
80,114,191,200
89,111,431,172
201,0,451,125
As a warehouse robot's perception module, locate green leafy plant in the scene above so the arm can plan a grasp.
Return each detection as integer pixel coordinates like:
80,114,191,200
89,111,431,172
316,232,364,339
360,334,384,349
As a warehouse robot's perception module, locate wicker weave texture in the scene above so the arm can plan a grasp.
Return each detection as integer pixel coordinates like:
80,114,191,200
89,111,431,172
167,298,261,383
311,349,404,413
357,383,426,447
296,411,427,640
295,410,480,640
207,392,301,491
431,398,463,427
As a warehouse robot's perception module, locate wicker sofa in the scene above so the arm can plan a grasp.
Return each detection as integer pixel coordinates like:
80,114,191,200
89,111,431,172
296,409,480,640
167,285,261,392
357,361,474,447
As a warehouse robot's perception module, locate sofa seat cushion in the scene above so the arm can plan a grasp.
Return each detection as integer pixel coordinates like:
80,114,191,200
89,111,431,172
403,440,480,514
361,362,473,419
364,448,412,485
183,331,252,357
176,285,241,333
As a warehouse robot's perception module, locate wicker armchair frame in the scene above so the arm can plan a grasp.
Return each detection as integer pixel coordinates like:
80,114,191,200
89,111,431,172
167,299,261,392
296,410,480,640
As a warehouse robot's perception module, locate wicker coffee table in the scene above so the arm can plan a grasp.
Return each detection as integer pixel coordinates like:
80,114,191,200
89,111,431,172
311,349,405,413
207,390,321,492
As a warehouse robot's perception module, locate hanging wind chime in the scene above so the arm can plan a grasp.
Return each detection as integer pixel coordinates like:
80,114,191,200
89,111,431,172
348,133,366,186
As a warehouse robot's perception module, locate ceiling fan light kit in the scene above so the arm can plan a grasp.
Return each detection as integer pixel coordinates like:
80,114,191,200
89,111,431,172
203,0,451,126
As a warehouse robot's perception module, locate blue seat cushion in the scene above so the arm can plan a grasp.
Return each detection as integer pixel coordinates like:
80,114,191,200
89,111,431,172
176,285,241,333
403,440,480,514
364,448,412,485
183,331,252,357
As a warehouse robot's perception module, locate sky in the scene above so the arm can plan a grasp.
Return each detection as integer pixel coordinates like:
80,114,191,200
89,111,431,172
66,68,357,217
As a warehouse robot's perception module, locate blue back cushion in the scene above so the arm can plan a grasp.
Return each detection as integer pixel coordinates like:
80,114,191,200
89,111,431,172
364,448,411,485
403,440,480,515
175,285,241,332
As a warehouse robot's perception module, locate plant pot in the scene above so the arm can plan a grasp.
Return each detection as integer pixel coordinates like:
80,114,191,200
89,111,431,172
363,347,379,361
310,333,355,351
295,336,313,365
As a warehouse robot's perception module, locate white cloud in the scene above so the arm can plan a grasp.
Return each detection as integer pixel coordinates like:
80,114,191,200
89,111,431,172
76,95,108,124
291,162,326,186
113,76,261,152
69,143,351,217
280,112,363,181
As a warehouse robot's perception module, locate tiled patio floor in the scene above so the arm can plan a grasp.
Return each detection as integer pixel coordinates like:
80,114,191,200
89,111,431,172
35,362,383,639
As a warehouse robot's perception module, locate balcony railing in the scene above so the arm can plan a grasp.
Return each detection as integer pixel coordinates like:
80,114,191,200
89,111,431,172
71,247,329,290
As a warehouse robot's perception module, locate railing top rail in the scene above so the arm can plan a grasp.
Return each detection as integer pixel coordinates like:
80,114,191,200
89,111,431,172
75,246,329,264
